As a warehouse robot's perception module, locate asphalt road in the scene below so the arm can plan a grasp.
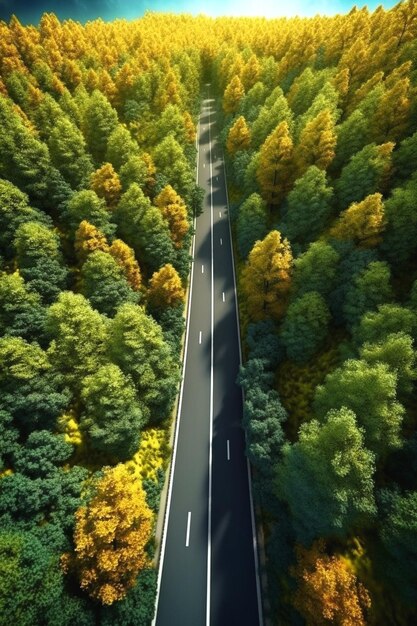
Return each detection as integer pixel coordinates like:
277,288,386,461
153,86,262,626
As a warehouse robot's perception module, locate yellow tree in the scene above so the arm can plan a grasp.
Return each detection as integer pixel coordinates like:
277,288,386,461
295,109,336,175
155,69,182,111
331,67,350,100
241,230,293,321
223,75,245,115
65,464,152,605
256,121,294,209
292,540,371,626
155,185,189,248
90,163,122,208
370,77,411,144
329,193,385,247
109,239,142,291
242,54,261,90
148,263,185,309
226,115,251,154
183,111,196,143
74,221,109,264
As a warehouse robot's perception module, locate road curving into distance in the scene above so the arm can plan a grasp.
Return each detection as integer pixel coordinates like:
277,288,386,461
153,85,263,626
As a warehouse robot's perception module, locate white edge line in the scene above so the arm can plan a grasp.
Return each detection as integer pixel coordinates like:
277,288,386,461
199,330,202,344
186,512,192,547
227,439,230,461
222,148,264,626
206,87,214,626
152,117,200,626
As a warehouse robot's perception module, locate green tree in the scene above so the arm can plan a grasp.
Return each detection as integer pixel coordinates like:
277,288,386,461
47,292,108,391
236,193,268,258
14,222,68,303
393,130,417,182
80,250,138,317
0,179,52,258
281,292,331,363
48,116,93,189
335,143,394,210
359,332,416,396
379,489,417,606
153,135,193,199
64,189,114,239
276,407,376,544
107,303,179,424
0,336,69,433
106,124,139,171
314,359,404,458
80,364,143,460
13,430,72,478
381,177,417,264
332,109,369,172
352,303,417,347
0,530,63,626
343,261,393,329
119,155,148,192
283,166,333,242
115,184,174,273
82,90,118,163
251,91,294,149
0,272,47,343
292,241,339,300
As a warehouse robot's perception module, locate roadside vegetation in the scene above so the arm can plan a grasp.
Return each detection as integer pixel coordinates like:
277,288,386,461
1,4,417,624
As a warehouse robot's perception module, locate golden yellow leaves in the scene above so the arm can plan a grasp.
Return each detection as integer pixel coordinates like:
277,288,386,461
65,464,152,605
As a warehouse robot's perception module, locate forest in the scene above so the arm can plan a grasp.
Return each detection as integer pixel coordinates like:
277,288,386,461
0,3,417,625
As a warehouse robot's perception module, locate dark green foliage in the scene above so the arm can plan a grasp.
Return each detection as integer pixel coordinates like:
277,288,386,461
292,241,340,301
314,359,404,457
343,260,393,329
332,109,369,172
107,303,179,424
0,178,52,258
276,407,376,545
115,184,174,273
0,272,47,344
82,90,118,163
13,431,73,478
0,530,64,626
281,292,331,363
378,489,417,605
14,221,68,303
64,189,115,239
80,364,143,460
0,410,19,471
238,357,275,393
155,304,185,356
100,569,157,626
143,468,165,512
0,337,70,433
281,166,333,242
80,250,139,317
236,193,268,258
381,176,417,264
393,130,417,182
246,319,283,367
335,142,393,210
243,387,286,475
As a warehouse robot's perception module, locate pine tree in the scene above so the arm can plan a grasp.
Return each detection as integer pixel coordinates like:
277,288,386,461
241,230,293,321
256,121,294,209
223,75,245,115
226,116,251,154
295,108,336,175
330,193,385,247
370,77,411,144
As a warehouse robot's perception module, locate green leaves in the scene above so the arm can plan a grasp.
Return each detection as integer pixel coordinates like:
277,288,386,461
276,408,376,544
80,364,143,460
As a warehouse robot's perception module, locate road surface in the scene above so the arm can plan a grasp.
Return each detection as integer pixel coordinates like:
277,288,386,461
153,86,262,626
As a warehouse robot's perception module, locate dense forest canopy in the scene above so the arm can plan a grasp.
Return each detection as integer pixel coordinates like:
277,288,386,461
0,3,417,624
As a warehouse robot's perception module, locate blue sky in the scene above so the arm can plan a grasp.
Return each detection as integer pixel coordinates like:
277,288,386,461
0,0,399,24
